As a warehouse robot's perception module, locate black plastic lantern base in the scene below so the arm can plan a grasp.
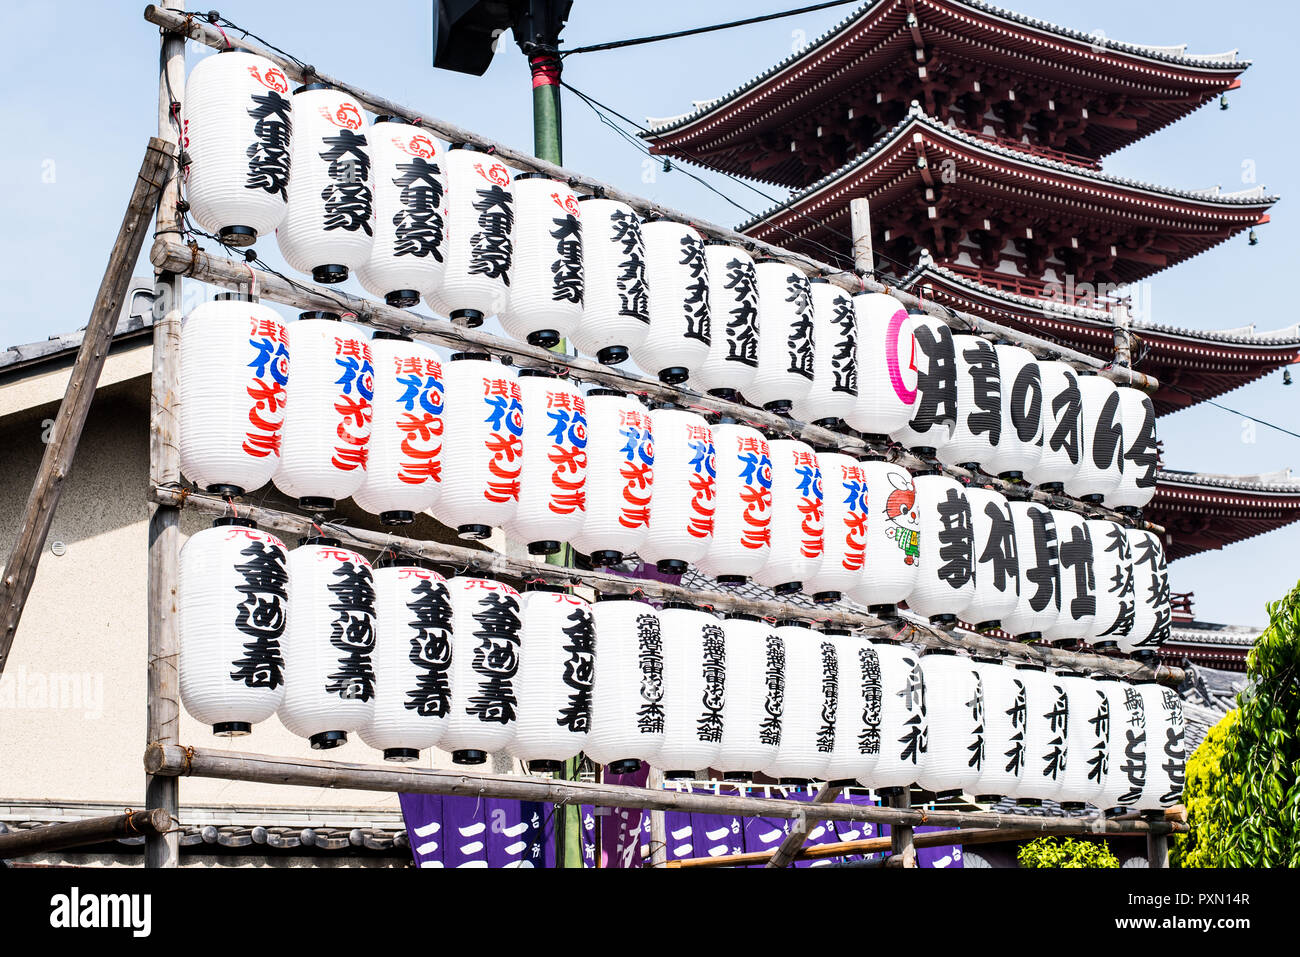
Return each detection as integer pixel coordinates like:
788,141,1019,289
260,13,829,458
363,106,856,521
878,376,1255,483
312,264,349,284
912,447,937,459
929,614,958,627
213,721,251,737
658,367,689,385
1081,494,1105,505
860,433,891,445
813,591,842,604
453,749,488,765
875,786,904,799
206,483,246,499
763,399,793,415
779,778,810,787
708,388,738,401
527,329,561,349
589,550,623,567
608,759,642,775
1018,631,1043,644
974,620,1002,633
1059,801,1086,811
528,760,563,774
1017,798,1042,807
451,308,484,328
773,581,802,596
1141,809,1166,822
664,770,695,781
974,794,1002,804
1050,638,1080,650
528,540,562,556
1038,482,1065,494
998,470,1024,482
716,575,747,586
384,289,421,308
298,496,335,512
597,345,629,365
1131,649,1160,664
932,789,962,802
868,604,899,620
310,731,347,750
218,225,256,247
1103,806,1126,818
381,510,415,526
958,462,982,473
385,748,420,763
457,523,492,541
827,778,858,789
1093,640,1119,652
813,417,844,430
723,772,753,783
1117,506,1144,522
656,559,688,575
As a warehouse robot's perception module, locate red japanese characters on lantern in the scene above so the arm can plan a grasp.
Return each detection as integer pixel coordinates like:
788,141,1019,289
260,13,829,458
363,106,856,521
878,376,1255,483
754,439,824,595
805,452,869,603
506,372,588,555
639,408,715,575
699,424,773,584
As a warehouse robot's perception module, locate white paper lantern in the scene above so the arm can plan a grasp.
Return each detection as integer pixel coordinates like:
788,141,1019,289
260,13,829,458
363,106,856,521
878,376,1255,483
585,596,663,774
792,280,857,426
1123,529,1170,657
653,605,726,777
505,372,587,555
182,50,291,246
180,294,289,497
567,390,653,567
278,539,376,748
915,651,984,797
865,641,928,793
1012,664,1068,802
432,355,522,539
441,575,523,764
907,474,975,624
272,315,373,509
438,145,514,326
936,333,1001,471
1104,387,1160,514
969,658,1026,801
694,243,759,398
638,408,715,574
180,519,288,735
1024,361,1083,491
1000,502,1063,641
501,175,583,347
846,293,918,438
822,635,883,787
846,460,920,617
762,622,832,783
716,615,784,779
1042,510,1097,646
355,119,447,307
277,85,373,283
1063,374,1125,501
358,559,452,760
1086,519,1136,649
352,333,443,525
891,315,956,456
571,197,648,364
958,486,1019,630
753,440,823,595
507,587,594,772
1136,683,1185,812
1094,675,1143,811
805,452,869,603
1052,672,1108,808
985,345,1043,480
632,220,711,384
744,260,814,414
698,424,772,584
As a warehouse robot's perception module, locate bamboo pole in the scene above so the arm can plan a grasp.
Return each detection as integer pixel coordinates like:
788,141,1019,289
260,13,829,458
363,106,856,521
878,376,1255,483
0,809,173,858
138,4,1160,394
889,788,917,868
766,786,842,868
1147,831,1169,868
646,767,667,868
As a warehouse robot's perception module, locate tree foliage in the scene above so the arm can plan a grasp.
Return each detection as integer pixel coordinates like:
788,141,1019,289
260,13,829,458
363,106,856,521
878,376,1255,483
1017,837,1119,869
1170,710,1238,868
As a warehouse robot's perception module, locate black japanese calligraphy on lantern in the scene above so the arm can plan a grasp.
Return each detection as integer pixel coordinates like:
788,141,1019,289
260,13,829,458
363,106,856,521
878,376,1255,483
245,90,292,198
635,613,665,734
1160,689,1185,805
858,646,881,756
935,487,974,590
403,578,452,717
1087,691,1110,784
722,258,758,366
1133,534,1170,647
1125,396,1159,490
1042,683,1069,780
784,274,815,379
759,635,785,746
550,213,583,305
679,236,711,344
325,560,376,701
1091,389,1124,473
898,656,928,764
962,338,1000,446
228,539,287,689
556,606,595,733
1004,678,1027,775
828,295,857,395
1024,507,1060,614
1047,370,1082,464
319,129,372,234
1117,687,1146,805
392,157,445,260
697,623,726,743
967,671,986,771
1058,522,1097,621
610,209,648,323
1097,525,1135,637
469,184,514,283
467,591,522,724
1009,361,1044,446
911,323,957,434
816,642,839,754
978,500,1019,596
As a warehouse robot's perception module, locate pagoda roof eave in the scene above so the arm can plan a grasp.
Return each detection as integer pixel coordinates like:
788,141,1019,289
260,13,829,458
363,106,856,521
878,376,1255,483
1150,468,1300,561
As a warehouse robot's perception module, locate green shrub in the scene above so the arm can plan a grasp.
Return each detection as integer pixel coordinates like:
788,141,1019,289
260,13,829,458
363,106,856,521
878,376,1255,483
1171,710,1238,868
1017,836,1120,868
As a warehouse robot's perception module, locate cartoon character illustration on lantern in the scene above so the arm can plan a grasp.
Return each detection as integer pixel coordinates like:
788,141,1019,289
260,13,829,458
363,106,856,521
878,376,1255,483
885,472,920,566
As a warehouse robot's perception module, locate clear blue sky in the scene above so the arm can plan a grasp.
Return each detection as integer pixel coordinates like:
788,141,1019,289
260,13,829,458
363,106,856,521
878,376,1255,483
2,0,1296,626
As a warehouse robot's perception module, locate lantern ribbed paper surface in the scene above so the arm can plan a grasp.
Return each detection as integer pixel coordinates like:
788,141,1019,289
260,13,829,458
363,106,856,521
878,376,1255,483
507,589,594,771
1136,683,1185,811
277,87,373,284
501,175,583,348
432,356,522,540
753,440,823,594
745,261,814,413
571,197,648,364
278,540,376,748
866,642,928,791
505,374,587,555
846,461,919,615
1064,375,1125,501
1123,529,1170,656
1093,677,1141,810
762,623,832,782
986,345,1043,480
1042,510,1096,645
438,146,514,326
1087,519,1135,647
441,576,523,763
792,281,857,426
823,636,883,786
182,50,290,245
355,120,446,307
915,651,984,796
891,316,956,455
694,244,759,397
633,221,711,385
805,453,869,602
357,562,451,760
907,475,975,622
846,293,918,438
584,597,663,773
1001,502,1062,640
698,424,772,583
1024,361,1083,490
639,408,715,574
1053,673,1108,807
569,391,653,566
352,335,443,525
653,606,726,776
179,296,288,497
716,616,784,778
272,317,372,509
958,487,1019,630
970,659,1027,800
1104,387,1159,512
936,334,1001,471
179,519,287,735
1013,665,1068,802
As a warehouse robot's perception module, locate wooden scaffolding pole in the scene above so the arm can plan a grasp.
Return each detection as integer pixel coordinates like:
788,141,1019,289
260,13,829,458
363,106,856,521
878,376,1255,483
766,786,842,868
0,809,172,859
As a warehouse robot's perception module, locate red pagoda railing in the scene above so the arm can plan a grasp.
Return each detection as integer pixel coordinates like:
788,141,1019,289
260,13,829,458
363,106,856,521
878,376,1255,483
962,128,1102,170
941,264,1121,313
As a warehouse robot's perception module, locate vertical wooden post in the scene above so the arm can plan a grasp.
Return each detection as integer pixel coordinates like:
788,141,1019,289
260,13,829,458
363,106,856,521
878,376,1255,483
1146,831,1168,869
850,197,874,276
647,767,667,868
1113,300,1132,369
146,0,186,870
888,788,917,868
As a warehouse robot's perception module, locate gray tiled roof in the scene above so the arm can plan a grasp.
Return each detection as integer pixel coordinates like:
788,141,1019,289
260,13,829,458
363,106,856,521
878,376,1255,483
1157,468,1300,494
